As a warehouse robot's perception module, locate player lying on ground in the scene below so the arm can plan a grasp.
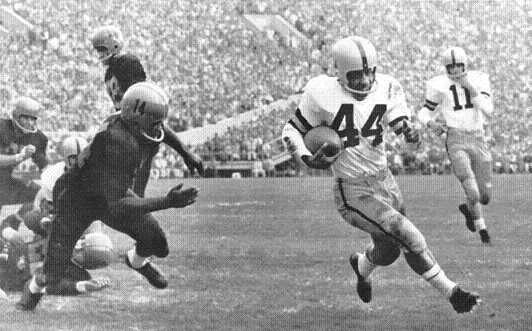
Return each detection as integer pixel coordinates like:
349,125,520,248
0,136,112,296
282,36,481,314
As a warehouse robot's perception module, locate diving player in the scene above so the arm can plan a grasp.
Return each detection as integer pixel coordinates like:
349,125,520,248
17,82,199,311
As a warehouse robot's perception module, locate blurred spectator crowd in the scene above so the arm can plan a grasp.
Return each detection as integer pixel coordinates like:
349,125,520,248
1,0,532,176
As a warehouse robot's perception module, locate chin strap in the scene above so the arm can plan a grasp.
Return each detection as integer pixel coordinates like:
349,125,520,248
141,128,165,143
342,80,379,95
447,71,467,79
13,118,38,134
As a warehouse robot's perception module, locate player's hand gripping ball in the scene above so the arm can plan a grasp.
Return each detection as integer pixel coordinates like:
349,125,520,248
304,126,343,156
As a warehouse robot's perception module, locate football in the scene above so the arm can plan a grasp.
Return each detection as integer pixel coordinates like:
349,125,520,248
303,126,343,156
73,232,115,270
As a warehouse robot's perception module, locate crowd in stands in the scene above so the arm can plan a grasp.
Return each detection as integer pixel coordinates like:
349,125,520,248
2,0,532,177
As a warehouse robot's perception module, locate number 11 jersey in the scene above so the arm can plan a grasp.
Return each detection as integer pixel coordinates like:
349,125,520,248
293,74,410,178
424,71,491,132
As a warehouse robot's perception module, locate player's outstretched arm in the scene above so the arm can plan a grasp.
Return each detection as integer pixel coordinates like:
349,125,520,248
162,124,204,176
109,186,198,218
0,145,35,167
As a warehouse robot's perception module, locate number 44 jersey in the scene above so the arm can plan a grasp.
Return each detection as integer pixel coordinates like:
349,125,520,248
283,74,410,178
424,71,491,132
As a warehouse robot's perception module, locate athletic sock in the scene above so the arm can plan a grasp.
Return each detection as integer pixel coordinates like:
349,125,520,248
358,252,377,279
422,264,456,298
29,276,46,294
474,218,487,231
127,248,149,269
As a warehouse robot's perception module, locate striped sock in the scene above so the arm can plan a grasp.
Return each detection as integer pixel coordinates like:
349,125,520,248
423,264,456,298
127,248,148,269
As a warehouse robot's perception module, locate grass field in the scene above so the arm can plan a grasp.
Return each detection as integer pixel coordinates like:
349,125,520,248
2,175,532,331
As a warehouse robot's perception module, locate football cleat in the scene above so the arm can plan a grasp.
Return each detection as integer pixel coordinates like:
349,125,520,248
125,256,168,289
449,286,481,313
83,277,111,292
16,279,44,311
459,204,476,232
349,253,372,303
479,229,491,244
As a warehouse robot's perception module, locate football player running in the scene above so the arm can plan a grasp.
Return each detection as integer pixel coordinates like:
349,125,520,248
417,47,493,244
16,83,199,311
0,97,48,227
282,36,480,313
90,26,204,195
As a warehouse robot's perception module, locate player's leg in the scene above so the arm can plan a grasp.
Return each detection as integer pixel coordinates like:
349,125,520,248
470,140,493,243
348,233,401,303
335,177,480,312
385,207,481,313
449,146,485,234
46,261,109,295
0,178,40,239
103,212,169,289
335,177,405,303
16,190,95,310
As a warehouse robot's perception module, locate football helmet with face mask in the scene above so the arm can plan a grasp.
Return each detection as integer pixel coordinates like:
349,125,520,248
121,82,169,143
332,36,378,99
91,26,124,65
12,96,41,134
442,46,467,78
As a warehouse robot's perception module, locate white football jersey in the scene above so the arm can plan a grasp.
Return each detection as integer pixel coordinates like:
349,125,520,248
284,74,410,178
33,161,66,209
424,71,492,131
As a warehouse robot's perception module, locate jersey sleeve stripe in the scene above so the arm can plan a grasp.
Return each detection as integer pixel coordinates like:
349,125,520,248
295,108,313,131
388,115,408,128
288,119,306,136
424,99,438,110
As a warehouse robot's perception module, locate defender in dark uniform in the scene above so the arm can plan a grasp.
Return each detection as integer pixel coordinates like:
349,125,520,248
91,26,203,197
0,97,48,218
1,136,111,296
0,210,112,296
17,82,199,311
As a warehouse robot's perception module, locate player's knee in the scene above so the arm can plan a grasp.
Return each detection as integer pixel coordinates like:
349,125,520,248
463,179,480,205
479,184,492,205
368,243,400,266
153,241,169,258
389,215,427,254
136,233,169,258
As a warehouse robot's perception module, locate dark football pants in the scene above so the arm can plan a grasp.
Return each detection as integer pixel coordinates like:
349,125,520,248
0,178,40,217
42,188,169,286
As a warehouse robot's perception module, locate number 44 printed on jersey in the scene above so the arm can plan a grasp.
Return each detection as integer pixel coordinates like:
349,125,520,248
331,104,387,148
